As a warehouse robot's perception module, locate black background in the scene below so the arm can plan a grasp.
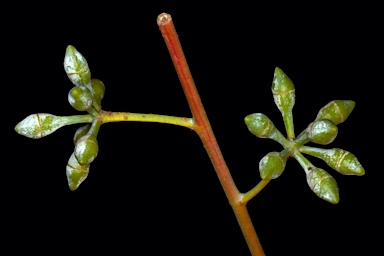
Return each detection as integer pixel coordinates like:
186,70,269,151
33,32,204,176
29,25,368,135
3,2,380,255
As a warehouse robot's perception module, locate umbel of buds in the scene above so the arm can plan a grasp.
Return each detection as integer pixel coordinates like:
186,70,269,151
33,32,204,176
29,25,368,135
245,67,364,204
15,45,106,191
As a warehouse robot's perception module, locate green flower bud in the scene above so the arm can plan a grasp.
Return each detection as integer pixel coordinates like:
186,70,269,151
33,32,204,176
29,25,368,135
73,124,91,144
259,152,287,179
271,67,295,113
316,100,355,125
15,114,69,139
300,146,365,176
66,153,90,191
307,119,338,145
272,67,296,139
68,86,94,111
90,79,105,102
75,134,98,165
244,113,275,138
64,45,91,87
306,167,339,204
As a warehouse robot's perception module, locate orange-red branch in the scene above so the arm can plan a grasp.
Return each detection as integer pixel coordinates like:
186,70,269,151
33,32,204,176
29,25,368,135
157,13,265,256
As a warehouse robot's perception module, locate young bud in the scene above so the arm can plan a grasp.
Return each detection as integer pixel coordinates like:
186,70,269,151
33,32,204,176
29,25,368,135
300,147,365,176
316,100,355,125
68,86,94,111
15,114,69,139
307,119,338,145
272,67,295,112
64,45,91,87
75,134,99,165
90,79,105,102
66,153,90,191
259,152,287,179
272,67,296,139
307,168,339,204
244,113,275,138
73,124,91,144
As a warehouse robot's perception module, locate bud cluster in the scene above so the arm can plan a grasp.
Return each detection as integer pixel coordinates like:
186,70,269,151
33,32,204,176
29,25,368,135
15,45,107,191
245,67,364,204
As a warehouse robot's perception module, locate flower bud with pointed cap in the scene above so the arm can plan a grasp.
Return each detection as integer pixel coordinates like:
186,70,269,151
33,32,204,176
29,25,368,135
300,146,365,176
15,114,70,139
259,152,287,179
75,134,98,165
68,86,94,111
64,45,91,87
307,119,338,145
307,167,339,204
316,100,355,125
272,67,295,112
244,113,275,138
66,153,90,191
272,67,296,139
73,124,91,144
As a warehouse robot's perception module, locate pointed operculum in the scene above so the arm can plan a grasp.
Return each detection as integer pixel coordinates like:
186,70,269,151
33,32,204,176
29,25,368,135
15,113,63,139
64,45,90,87
307,168,340,204
66,153,90,191
272,67,295,93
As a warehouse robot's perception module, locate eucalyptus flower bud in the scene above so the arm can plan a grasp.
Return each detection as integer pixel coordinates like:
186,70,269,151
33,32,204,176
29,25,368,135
316,100,355,125
307,167,339,204
272,67,296,139
90,79,105,102
68,86,94,111
73,124,91,144
74,134,98,165
66,153,90,191
259,152,287,179
15,114,69,139
64,45,91,87
244,113,275,138
307,119,338,145
300,146,365,176
272,67,295,113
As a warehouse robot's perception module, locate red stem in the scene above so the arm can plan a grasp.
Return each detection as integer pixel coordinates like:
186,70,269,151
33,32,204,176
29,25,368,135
157,13,265,256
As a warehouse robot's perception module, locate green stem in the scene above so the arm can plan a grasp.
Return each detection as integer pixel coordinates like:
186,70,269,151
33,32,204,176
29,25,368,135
62,114,94,125
282,110,295,140
158,13,265,256
88,119,102,137
270,129,291,148
293,150,315,174
241,179,271,204
99,111,195,129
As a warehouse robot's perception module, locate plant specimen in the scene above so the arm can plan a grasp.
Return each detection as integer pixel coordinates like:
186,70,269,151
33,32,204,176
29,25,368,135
14,13,364,255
